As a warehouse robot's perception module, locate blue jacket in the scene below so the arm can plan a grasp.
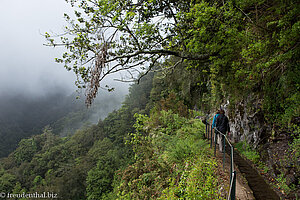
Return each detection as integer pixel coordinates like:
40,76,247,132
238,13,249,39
212,114,219,128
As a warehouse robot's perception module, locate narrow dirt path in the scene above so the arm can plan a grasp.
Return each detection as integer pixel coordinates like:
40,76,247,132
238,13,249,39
207,126,281,199
215,149,255,200
235,175,254,200
217,143,280,199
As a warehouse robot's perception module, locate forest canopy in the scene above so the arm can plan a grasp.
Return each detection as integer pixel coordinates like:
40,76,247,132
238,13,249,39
45,0,237,104
46,0,299,127
0,0,298,199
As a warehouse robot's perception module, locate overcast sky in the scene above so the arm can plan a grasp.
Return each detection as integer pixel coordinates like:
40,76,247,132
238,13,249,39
0,0,78,97
0,0,130,100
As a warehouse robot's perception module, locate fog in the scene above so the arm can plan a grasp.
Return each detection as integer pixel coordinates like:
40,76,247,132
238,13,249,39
0,0,130,157
0,0,73,96
0,0,129,97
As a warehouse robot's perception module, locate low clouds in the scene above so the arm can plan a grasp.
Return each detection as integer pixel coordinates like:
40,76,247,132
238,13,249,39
0,0,76,97
0,0,129,99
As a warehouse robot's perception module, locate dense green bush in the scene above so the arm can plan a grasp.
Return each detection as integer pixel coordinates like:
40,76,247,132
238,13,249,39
235,141,260,164
116,109,225,199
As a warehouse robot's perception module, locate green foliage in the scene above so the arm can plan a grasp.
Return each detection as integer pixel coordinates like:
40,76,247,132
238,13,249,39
117,108,225,199
46,0,204,102
153,92,189,118
45,0,299,131
181,0,299,130
86,138,130,200
44,0,299,130
86,161,115,199
2,0,299,199
0,91,125,158
0,167,16,193
163,134,207,164
235,141,260,163
290,135,300,172
275,173,293,195
0,71,154,200
12,182,27,200
235,141,270,175
159,156,223,200
0,93,79,158
273,134,300,195
153,110,187,135
14,138,38,164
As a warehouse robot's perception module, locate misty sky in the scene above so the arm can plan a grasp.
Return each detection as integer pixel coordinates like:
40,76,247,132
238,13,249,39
0,0,78,97
0,0,129,98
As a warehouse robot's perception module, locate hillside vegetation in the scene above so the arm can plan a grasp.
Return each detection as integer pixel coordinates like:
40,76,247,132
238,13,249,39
0,91,125,158
0,72,229,199
0,0,299,199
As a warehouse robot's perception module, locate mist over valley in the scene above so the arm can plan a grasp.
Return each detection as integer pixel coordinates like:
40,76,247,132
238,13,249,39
0,87,127,157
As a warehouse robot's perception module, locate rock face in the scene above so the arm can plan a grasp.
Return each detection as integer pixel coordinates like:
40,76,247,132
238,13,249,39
225,95,269,148
220,95,299,199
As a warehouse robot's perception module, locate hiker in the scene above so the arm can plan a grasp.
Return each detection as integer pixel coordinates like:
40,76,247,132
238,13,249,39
212,110,220,144
212,110,220,129
215,109,230,152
